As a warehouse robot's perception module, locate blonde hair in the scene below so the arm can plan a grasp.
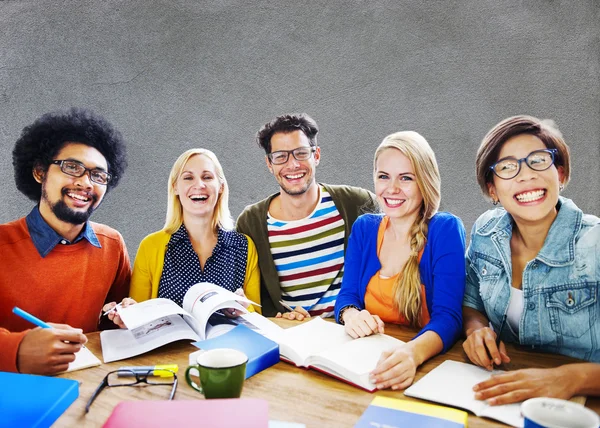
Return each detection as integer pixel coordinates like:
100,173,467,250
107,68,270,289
374,131,441,327
163,148,233,234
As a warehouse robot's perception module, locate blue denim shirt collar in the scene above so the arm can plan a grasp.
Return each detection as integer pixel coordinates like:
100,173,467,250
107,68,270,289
475,196,581,267
25,205,101,258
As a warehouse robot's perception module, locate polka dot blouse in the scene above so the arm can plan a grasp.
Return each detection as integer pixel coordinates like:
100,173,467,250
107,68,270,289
157,225,249,307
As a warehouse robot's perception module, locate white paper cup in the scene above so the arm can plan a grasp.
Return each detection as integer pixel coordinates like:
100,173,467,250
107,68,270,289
522,398,599,428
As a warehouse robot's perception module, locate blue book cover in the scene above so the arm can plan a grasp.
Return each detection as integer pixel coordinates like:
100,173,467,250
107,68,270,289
355,397,467,428
192,324,280,378
0,372,79,428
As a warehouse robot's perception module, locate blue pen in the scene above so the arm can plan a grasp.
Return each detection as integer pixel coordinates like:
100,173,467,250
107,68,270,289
13,306,86,347
12,307,52,329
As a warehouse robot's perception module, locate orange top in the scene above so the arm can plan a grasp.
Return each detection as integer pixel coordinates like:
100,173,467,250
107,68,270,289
0,217,131,372
364,216,430,326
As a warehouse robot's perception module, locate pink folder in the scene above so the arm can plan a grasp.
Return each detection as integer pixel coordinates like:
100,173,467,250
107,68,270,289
103,398,269,428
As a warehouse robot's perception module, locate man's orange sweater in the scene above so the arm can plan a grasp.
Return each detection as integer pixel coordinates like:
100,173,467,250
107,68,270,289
0,217,131,372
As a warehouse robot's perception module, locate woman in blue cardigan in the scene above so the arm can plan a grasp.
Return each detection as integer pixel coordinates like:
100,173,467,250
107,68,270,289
335,131,466,390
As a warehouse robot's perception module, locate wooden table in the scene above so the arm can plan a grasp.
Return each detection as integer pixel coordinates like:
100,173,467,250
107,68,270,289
56,319,599,427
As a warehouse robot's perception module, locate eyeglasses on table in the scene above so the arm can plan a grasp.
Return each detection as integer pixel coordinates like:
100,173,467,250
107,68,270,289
85,368,177,413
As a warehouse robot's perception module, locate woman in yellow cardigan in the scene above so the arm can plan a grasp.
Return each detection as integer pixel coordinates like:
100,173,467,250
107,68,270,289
105,148,260,325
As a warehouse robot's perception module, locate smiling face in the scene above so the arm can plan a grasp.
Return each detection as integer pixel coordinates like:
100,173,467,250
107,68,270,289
174,154,222,221
36,142,107,225
488,133,564,226
266,129,320,196
374,148,424,223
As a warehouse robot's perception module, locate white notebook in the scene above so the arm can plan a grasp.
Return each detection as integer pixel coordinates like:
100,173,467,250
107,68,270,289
60,346,101,373
405,360,524,427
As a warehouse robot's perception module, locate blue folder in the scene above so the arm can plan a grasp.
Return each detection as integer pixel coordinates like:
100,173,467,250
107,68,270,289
193,324,280,378
0,371,79,428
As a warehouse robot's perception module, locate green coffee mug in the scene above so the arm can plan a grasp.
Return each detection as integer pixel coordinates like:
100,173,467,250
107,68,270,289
185,348,248,399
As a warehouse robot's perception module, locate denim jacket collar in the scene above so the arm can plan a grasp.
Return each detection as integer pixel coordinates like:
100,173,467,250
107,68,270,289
25,205,101,258
475,197,582,267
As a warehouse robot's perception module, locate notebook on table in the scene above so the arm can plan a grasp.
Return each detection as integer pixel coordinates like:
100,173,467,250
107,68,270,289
404,360,594,427
0,372,79,428
60,345,101,373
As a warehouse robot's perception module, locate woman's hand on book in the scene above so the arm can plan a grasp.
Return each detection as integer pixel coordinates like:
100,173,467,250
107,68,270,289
463,326,510,371
344,309,384,338
473,366,579,405
370,346,417,390
17,323,87,375
103,298,137,328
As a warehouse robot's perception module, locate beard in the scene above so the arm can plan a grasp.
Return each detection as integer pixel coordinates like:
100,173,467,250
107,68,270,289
42,188,99,225
280,183,311,196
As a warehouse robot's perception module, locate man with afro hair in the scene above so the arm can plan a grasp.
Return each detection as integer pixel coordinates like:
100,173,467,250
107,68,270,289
0,108,131,374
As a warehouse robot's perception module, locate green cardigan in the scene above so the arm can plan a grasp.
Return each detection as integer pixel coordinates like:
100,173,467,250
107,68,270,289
236,183,378,316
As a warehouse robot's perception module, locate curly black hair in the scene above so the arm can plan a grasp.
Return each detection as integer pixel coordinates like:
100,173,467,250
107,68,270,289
12,108,128,201
256,113,319,154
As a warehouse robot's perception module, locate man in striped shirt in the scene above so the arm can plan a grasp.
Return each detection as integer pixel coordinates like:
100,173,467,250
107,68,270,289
237,113,377,318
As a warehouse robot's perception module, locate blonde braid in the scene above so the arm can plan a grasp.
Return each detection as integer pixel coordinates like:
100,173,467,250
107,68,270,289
392,212,428,327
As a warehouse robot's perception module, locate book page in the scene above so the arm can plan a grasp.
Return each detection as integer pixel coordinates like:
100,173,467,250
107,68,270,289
277,318,352,366
240,312,285,341
480,401,524,427
405,360,523,427
117,298,191,331
100,314,199,363
182,282,253,338
309,333,404,390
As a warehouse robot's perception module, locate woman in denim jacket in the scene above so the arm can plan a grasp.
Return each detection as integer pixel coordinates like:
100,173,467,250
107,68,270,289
463,115,600,405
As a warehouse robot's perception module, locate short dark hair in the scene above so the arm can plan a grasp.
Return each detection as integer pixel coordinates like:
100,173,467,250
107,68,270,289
12,108,128,201
476,115,571,199
256,113,319,154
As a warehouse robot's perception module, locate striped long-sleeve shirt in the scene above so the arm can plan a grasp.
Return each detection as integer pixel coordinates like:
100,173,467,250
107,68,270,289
268,187,345,317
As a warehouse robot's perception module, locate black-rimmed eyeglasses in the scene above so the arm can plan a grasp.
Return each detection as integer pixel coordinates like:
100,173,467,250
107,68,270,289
51,160,112,185
85,369,177,413
267,147,316,165
489,149,558,180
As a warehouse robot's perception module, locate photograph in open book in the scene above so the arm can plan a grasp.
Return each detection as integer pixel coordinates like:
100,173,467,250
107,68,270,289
100,282,259,363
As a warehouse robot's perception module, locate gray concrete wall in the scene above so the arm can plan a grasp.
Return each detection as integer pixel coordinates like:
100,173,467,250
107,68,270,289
1,0,598,260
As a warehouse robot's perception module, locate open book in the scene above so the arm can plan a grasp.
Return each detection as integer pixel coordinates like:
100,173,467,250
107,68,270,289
405,360,586,427
100,282,258,363
266,317,404,392
405,360,524,427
